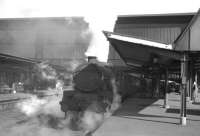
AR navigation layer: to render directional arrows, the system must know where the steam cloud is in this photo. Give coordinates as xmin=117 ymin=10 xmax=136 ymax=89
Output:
xmin=0 ymin=95 xmax=76 ymax=136
xmin=34 ymin=61 xmax=68 ymax=93
xmin=0 ymin=75 xmax=121 ymax=136
xmin=36 ymin=62 xmax=57 ymax=81
xmin=106 ymin=78 xmax=121 ymax=115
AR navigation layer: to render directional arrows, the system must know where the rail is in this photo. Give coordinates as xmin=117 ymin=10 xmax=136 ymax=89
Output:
xmin=0 ymin=92 xmax=61 ymax=112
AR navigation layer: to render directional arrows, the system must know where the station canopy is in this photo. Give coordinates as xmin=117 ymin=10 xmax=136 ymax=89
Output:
xmin=0 ymin=53 xmax=66 ymax=72
xmin=0 ymin=53 xmax=39 ymax=65
xmin=103 ymin=31 xmax=182 ymax=74
xmin=103 ymin=9 xmax=200 ymax=74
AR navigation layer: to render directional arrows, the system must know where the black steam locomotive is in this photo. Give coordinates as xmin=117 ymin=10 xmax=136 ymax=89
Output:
xmin=59 ymin=57 xmax=143 ymax=133
xmin=60 ymin=57 xmax=115 ymax=117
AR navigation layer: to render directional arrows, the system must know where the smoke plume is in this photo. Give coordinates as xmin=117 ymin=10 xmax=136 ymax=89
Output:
xmin=35 ymin=62 xmax=57 ymax=81
xmin=34 ymin=61 xmax=68 ymax=93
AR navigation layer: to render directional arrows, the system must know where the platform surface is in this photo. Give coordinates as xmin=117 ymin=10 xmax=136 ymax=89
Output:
xmin=95 ymin=93 xmax=200 ymax=136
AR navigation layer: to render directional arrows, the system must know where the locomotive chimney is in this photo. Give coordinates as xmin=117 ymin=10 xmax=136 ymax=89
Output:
xmin=87 ymin=56 xmax=97 ymax=63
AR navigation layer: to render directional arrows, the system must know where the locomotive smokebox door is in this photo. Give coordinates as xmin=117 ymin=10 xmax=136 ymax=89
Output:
xmin=73 ymin=64 xmax=103 ymax=92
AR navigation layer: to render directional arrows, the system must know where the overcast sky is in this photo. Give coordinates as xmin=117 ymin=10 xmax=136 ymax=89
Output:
xmin=0 ymin=0 xmax=200 ymax=61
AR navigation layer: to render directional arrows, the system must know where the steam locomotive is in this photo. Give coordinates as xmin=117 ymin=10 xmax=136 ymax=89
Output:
xmin=60 ymin=57 xmax=116 ymax=117
xmin=59 ymin=57 xmax=143 ymax=134
xmin=59 ymin=56 xmax=142 ymax=119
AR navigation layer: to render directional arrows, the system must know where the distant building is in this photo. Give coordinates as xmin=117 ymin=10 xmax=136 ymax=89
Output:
xmin=0 ymin=17 xmax=91 ymax=67
xmin=0 ymin=17 xmax=91 ymax=91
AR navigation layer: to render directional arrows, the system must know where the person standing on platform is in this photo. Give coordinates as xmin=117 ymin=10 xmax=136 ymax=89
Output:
xmin=192 ymin=81 xmax=198 ymax=103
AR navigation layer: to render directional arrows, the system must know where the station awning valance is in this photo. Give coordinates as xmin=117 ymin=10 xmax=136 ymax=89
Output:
xmin=0 ymin=53 xmax=39 ymax=66
xmin=103 ymin=31 xmax=182 ymax=71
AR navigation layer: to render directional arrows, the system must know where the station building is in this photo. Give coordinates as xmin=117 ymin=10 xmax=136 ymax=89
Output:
xmin=107 ymin=10 xmax=200 ymax=96
xmin=0 ymin=53 xmax=38 ymax=89
xmin=107 ymin=12 xmax=195 ymax=97
xmin=105 ymin=9 xmax=200 ymax=125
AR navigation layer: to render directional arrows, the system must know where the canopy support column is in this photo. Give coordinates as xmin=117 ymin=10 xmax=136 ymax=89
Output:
xmin=180 ymin=53 xmax=188 ymax=126
xmin=189 ymin=60 xmax=194 ymax=101
xmin=164 ymin=69 xmax=169 ymax=108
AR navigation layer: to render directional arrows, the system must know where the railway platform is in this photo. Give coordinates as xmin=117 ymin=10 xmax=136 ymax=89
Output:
xmin=95 ymin=93 xmax=200 ymax=136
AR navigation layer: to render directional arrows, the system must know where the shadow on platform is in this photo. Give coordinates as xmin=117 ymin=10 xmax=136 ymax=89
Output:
xmin=115 ymin=115 xmax=178 ymax=125
xmin=166 ymin=108 xmax=200 ymax=116
xmin=113 ymin=98 xmax=180 ymax=125
xmin=192 ymin=102 xmax=200 ymax=105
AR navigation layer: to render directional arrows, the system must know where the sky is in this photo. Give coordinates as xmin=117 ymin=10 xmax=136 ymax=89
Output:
xmin=0 ymin=0 xmax=200 ymax=62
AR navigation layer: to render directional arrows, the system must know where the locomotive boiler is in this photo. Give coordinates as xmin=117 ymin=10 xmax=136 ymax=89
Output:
xmin=60 ymin=56 xmax=115 ymax=117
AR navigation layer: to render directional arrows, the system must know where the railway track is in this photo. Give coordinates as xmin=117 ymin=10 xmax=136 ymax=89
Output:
xmin=0 ymin=92 xmax=62 ymax=112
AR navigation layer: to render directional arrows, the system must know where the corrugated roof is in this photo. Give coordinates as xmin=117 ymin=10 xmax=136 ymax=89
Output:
xmin=118 ymin=12 xmax=196 ymax=18
xmin=116 ymin=12 xmax=195 ymax=24
xmin=173 ymin=9 xmax=200 ymax=48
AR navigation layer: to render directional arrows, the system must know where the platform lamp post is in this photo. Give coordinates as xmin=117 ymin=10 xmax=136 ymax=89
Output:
xmin=180 ymin=52 xmax=188 ymax=126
